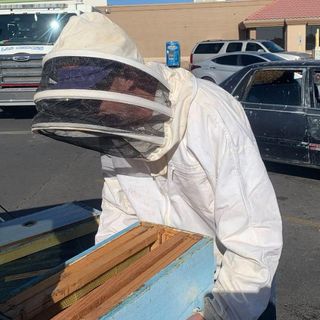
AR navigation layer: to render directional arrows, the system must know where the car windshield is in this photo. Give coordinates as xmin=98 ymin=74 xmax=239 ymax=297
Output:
xmin=260 ymin=53 xmax=284 ymax=61
xmin=261 ymin=41 xmax=284 ymax=53
xmin=220 ymin=66 xmax=252 ymax=93
xmin=0 ymin=13 xmax=74 ymax=46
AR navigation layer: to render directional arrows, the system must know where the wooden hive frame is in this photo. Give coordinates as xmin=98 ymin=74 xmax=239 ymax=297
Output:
xmin=0 ymin=222 xmax=202 ymax=320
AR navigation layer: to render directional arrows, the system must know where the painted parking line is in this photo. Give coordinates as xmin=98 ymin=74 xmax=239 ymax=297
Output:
xmin=0 ymin=131 xmax=31 ymax=135
xmin=283 ymin=215 xmax=320 ymax=229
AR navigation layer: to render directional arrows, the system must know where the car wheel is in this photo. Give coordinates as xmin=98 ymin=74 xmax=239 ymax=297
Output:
xmin=201 ymin=76 xmax=216 ymax=83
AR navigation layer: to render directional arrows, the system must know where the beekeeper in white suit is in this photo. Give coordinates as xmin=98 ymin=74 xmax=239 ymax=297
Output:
xmin=32 ymin=12 xmax=282 ymax=320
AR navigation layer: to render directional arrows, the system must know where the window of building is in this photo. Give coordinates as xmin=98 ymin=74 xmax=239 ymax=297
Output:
xmin=226 ymin=42 xmax=242 ymax=52
xmin=213 ymin=55 xmax=239 ymax=65
xmin=306 ymin=25 xmax=320 ymax=50
xmin=256 ymin=27 xmax=285 ymax=48
xmin=244 ymin=69 xmax=303 ymax=106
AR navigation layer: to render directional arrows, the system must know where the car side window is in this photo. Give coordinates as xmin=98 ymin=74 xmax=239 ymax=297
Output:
xmin=240 ymin=55 xmax=265 ymax=66
xmin=226 ymin=42 xmax=242 ymax=52
xmin=213 ymin=55 xmax=239 ymax=66
xmin=243 ymin=69 xmax=303 ymax=106
xmin=312 ymin=71 xmax=320 ymax=108
xmin=246 ymin=42 xmax=265 ymax=52
xmin=194 ymin=43 xmax=224 ymax=54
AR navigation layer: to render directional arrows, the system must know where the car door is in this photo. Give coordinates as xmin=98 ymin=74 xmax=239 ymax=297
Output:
xmin=211 ymin=54 xmax=242 ymax=83
xmin=306 ymin=68 xmax=320 ymax=166
xmin=239 ymin=67 xmax=310 ymax=165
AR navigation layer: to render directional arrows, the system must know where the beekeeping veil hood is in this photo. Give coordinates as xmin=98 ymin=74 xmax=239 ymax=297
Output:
xmin=32 ymin=12 xmax=196 ymax=162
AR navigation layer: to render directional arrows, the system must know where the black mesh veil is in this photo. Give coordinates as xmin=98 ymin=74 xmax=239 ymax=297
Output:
xmin=37 ymin=56 xmax=170 ymax=106
xmin=32 ymin=56 xmax=171 ymax=158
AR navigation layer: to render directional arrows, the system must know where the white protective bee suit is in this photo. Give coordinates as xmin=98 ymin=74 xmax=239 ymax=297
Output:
xmin=32 ymin=13 xmax=282 ymax=320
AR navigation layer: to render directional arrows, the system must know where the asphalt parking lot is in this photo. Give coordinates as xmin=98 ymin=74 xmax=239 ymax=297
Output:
xmin=0 ymin=106 xmax=319 ymax=320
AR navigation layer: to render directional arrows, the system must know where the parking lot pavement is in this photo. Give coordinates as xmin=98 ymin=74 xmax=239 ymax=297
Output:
xmin=277 ymin=217 xmax=320 ymax=320
xmin=0 ymin=107 xmax=103 ymax=219
xmin=266 ymin=163 xmax=320 ymax=320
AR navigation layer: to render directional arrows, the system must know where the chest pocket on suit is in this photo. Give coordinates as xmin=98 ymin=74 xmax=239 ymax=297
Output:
xmin=168 ymin=162 xmax=214 ymax=215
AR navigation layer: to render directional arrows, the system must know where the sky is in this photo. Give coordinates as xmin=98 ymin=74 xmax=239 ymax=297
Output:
xmin=108 ymin=0 xmax=193 ymax=5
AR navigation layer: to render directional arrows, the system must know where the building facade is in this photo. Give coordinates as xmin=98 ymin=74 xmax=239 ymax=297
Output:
xmin=100 ymin=0 xmax=320 ymax=67
xmin=243 ymin=0 xmax=320 ymax=54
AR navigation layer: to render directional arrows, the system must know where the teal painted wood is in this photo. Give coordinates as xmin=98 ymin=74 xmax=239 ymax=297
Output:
xmin=1 ymin=219 xmax=214 ymax=320
xmin=100 ymin=237 xmax=215 ymax=320
xmin=0 ymin=221 xmax=139 ymax=302
xmin=0 ymin=203 xmax=101 ymax=302
xmin=0 ymin=202 xmax=100 ymax=247
xmin=0 ymin=233 xmax=95 ymax=303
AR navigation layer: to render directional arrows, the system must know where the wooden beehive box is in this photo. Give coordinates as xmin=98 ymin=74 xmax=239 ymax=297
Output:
xmin=0 ymin=219 xmax=215 ymax=320
xmin=0 ymin=203 xmax=100 ymax=307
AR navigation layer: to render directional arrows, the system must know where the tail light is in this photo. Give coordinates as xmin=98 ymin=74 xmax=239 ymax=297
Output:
xmin=190 ymin=65 xmax=201 ymax=71
xmin=190 ymin=53 xmax=193 ymax=64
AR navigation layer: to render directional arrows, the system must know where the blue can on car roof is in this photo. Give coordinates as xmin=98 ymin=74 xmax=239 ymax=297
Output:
xmin=166 ymin=41 xmax=180 ymax=68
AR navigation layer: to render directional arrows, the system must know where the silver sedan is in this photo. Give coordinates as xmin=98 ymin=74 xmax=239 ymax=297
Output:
xmin=190 ymin=51 xmax=284 ymax=84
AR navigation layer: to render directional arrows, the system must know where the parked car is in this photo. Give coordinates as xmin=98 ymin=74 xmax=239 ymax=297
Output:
xmin=190 ymin=51 xmax=284 ymax=84
xmin=220 ymin=60 xmax=320 ymax=168
xmin=190 ymin=39 xmax=312 ymax=65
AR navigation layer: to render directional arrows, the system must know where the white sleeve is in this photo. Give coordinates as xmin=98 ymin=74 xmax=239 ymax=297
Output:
xmin=189 ymin=91 xmax=283 ymax=319
xmin=95 ymin=155 xmax=139 ymax=244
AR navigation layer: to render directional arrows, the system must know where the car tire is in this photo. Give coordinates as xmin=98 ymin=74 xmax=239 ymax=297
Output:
xmin=202 ymin=76 xmax=216 ymax=83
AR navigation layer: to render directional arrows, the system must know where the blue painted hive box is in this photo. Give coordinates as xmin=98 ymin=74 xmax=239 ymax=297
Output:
xmin=0 ymin=203 xmax=100 ymax=307
xmin=1 ymin=220 xmax=215 ymax=320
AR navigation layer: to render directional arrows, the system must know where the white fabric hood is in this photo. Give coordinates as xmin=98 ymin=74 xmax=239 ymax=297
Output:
xmin=43 ymin=12 xmax=168 ymax=88
xmin=146 ymin=62 xmax=197 ymax=162
xmin=32 ymin=12 xmax=197 ymax=162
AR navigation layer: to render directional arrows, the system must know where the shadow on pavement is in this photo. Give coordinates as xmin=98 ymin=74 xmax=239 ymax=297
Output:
xmin=2 ymin=199 xmax=102 ymax=221
xmin=0 ymin=106 xmax=37 ymax=119
xmin=265 ymin=161 xmax=320 ymax=180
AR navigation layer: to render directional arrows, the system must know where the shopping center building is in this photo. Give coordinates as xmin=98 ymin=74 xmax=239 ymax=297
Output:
xmin=101 ymin=0 xmax=320 ymax=66
xmin=243 ymin=0 xmax=320 ymax=54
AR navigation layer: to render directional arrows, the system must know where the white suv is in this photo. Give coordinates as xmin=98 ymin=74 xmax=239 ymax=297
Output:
xmin=190 ymin=39 xmax=311 ymax=66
